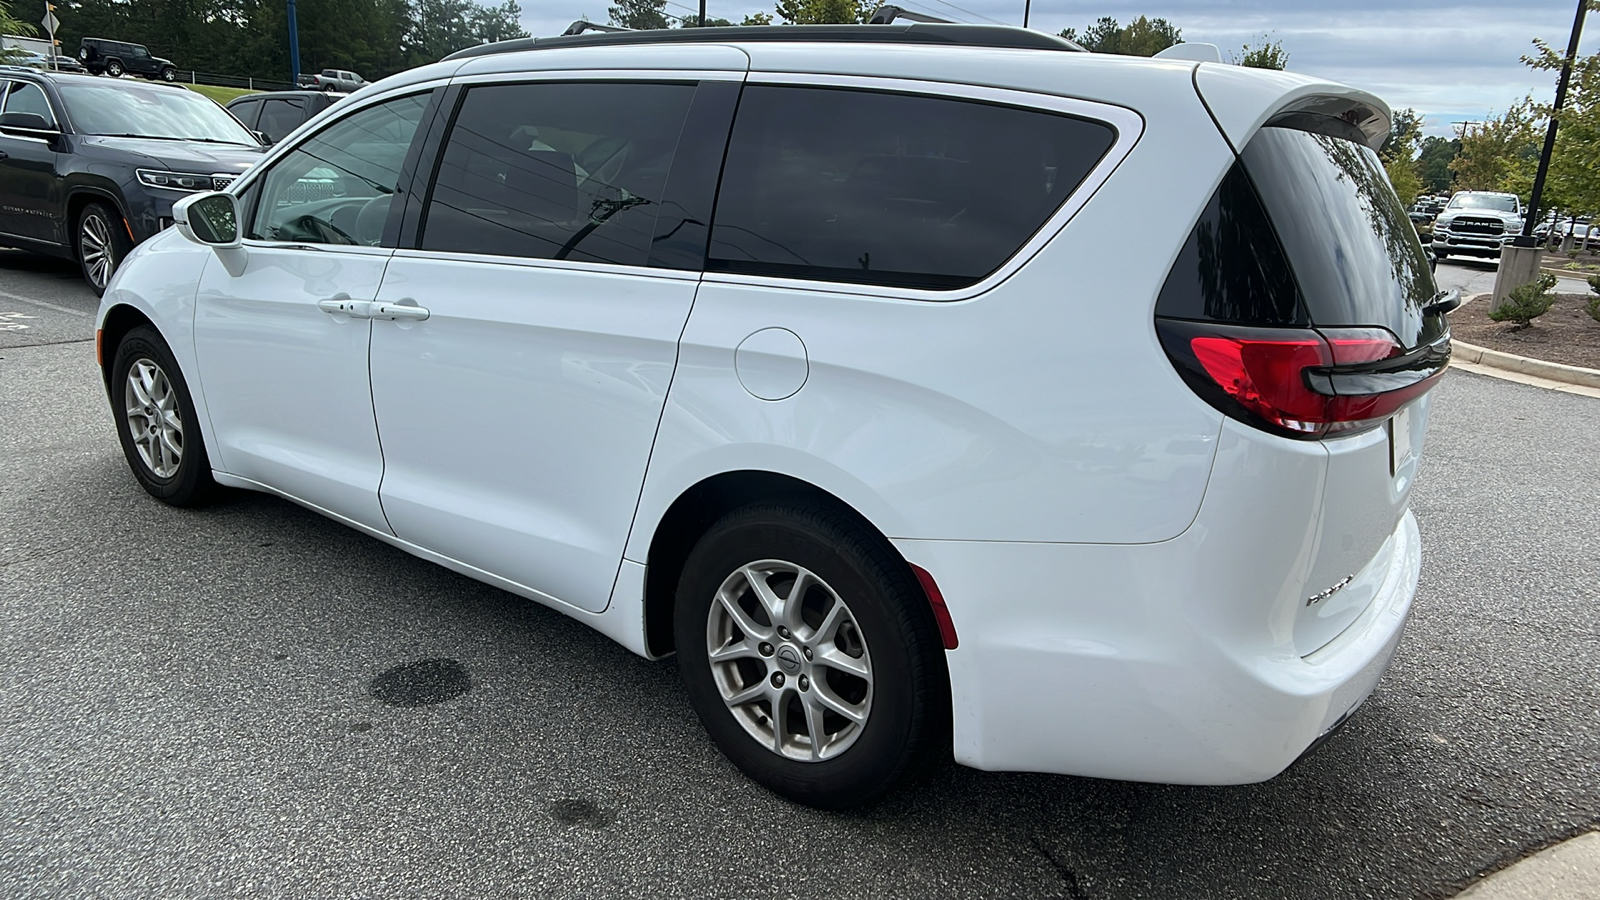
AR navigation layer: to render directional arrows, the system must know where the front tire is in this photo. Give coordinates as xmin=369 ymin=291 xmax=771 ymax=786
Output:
xmin=675 ymin=504 xmax=947 ymax=809
xmin=77 ymin=202 xmax=131 ymax=297
xmin=110 ymin=326 xmax=216 ymax=506
xmin=106 ymin=59 xmax=123 ymax=77
xmin=161 ymin=66 xmax=176 ymax=82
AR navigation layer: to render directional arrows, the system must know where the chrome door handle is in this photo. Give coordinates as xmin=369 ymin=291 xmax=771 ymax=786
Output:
xmin=369 ymin=299 xmax=430 ymax=321
xmin=317 ymin=295 xmax=370 ymax=317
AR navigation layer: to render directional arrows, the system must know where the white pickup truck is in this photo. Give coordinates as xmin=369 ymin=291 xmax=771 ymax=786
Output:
xmin=296 ymin=68 xmax=368 ymax=93
xmin=1431 ymin=191 xmax=1525 ymax=260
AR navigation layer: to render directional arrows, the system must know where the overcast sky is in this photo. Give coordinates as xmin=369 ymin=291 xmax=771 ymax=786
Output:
xmin=514 ymin=0 xmax=1597 ymax=139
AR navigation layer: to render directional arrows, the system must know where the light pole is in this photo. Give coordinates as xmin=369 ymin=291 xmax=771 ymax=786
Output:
xmin=1492 ymin=0 xmax=1589 ymax=309
xmin=1516 ymin=0 xmax=1590 ymax=247
xmin=1023 ymin=0 xmax=1030 ymax=29
xmin=287 ymin=0 xmax=301 ymax=86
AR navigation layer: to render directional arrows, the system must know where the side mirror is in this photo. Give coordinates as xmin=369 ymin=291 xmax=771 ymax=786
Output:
xmin=173 ymin=191 xmax=241 ymax=249
xmin=253 ymin=130 xmax=274 ymax=145
xmin=0 ymin=112 xmax=59 ymax=136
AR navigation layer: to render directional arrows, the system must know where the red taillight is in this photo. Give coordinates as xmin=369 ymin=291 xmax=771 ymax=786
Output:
xmin=1159 ymin=320 xmax=1444 ymax=440
xmin=1191 ymin=335 xmax=1331 ymax=435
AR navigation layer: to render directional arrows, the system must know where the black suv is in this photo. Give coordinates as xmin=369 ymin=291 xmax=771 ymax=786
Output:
xmin=0 ymin=70 xmax=262 ymax=293
xmin=78 ymin=38 xmax=178 ymax=82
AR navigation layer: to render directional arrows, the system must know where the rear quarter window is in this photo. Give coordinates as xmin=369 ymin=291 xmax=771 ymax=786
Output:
xmin=707 ymin=85 xmax=1117 ymax=290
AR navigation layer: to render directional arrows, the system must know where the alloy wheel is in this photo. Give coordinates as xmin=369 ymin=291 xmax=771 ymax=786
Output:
xmin=80 ymin=212 xmax=114 ymax=291
xmin=705 ymin=559 xmax=874 ymax=762
xmin=123 ymin=358 xmax=183 ymax=478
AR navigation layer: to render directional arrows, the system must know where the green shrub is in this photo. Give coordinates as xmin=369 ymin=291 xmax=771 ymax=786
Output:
xmin=1588 ymin=274 xmax=1600 ymax=323
xmin=1489 ymin=273 xmax=1557 ymax=329
xmin=1590 ymin=273 xmax=1600 ymax=295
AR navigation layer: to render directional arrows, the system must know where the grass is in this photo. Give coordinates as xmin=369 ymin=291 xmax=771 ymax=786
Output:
xmin=182 ymin=83 xmax=258 ymax=105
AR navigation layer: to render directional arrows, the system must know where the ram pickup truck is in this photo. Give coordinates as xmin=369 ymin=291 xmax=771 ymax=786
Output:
xmin=295 ymin=68 xmax=368 ymax=93
xmin=1431 ymin=191 xmax=1524 ymax=260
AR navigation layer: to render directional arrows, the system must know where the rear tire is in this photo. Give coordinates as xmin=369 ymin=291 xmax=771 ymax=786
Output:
xmin=675 ymin=503 xmax=947 ymax=809
xmin=110 ymin=326 xmax=216 ymax=507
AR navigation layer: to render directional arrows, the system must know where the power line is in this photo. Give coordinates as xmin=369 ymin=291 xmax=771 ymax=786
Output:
xmin=923 ymin=0 xmax=1006 ymax=26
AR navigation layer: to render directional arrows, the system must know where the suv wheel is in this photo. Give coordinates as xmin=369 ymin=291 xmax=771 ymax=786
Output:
xmin=110 ymin=325 xmax=216 ymax=506
xmin=105 ymin=59 xmax=123 ymax=77
xmin=77 ymin=202 xmax=131 ymax=297
xmin=161 ymin=66 xmax=176 ymax=82
xmin=324 ymin=83 xmax=337 ymax=93
xmin=674 ymin=503 xmax=947 ymax=809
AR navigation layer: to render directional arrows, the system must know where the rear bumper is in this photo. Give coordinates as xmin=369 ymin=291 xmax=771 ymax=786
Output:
xmin=894 ymin=510 xmax=1419 ymax=785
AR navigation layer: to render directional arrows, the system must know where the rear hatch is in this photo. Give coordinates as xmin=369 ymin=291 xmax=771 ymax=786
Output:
xmin=1154 ymin=118 xmax=1450 ymax=654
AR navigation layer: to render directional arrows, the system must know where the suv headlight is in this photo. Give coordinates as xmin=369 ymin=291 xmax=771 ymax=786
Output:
xmin=136 ymin=169 xmax=218 ymax=193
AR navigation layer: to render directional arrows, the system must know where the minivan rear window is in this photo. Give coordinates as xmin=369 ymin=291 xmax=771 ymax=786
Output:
xmin=1241 ymin=127 xmax=1435 ymax=348
xmin=1157 ymin=127 xmax=1437 ymax=349
xmin=707 ymin=86 xmax=1116 ymax=290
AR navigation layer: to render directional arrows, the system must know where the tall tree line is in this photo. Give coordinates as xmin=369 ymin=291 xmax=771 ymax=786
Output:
xmin=46 ymin=0 xmax=526 ymax=82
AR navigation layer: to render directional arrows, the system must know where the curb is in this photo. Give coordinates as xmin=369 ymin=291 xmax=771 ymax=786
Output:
xmin=1540 ymin=266 xmax=1599 ymax=281
xmin=1454 ymin=832 xmax=1600 ymax=899
xmin=1451 ymin=292 xmax=1600 ymax=391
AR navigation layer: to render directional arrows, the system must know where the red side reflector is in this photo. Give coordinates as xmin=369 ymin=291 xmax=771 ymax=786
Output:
xmin=95 ymin=329 xmax=103 ymax=366
xmin=909 ymin=563 xmax=958 ymax=650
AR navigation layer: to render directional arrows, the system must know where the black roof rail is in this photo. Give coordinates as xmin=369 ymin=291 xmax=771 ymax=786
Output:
xmin=561 ymin=20 xmax=631 ymax=36
xmin=866 ymin=5 xmax=952 ymax=25
xmin=443 ymin=23 xmax=1083 ymax=62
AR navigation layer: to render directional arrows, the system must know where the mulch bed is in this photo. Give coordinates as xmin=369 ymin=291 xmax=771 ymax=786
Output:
xmin=1450 ymin=291 xmax=1600 ymax=371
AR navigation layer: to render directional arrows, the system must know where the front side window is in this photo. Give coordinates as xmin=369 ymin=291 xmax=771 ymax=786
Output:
xmin=418 ymin=81 xmax=696 ymax=266
xmin=3 ymin=83 xmax=56 ymax=125
xmin=708 ymin=85 xmax=1117 ymax=290
xmin=247 ymin=93 xmax=429 ymax=246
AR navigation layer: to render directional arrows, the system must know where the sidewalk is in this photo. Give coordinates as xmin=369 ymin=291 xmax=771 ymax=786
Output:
xmin=1455 ymin=832 xmax=1600 ymax=899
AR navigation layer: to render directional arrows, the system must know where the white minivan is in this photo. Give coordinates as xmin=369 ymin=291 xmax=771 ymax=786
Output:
xmin=95 ymin=22 xmax=1451 ymax=808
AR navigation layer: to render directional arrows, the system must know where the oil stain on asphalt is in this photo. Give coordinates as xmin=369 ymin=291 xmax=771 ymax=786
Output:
xmin=550 ymin=798 xmax=613 ymax=828
xmin=369 ymin=658 xmax=472 ymax=707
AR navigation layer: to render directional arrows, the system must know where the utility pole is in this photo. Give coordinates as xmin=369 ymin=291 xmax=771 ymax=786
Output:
xmin=1023 ymin=0 xmax=1030 ymax=29
xmin=287 ymin=0 xmax=301 ymax=86
xmin=698 ymin=0 xmax=705 ymax=27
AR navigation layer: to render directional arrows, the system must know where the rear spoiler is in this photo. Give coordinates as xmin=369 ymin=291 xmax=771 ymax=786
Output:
xmin=1193 ymin=63 xmax=1391 ymax=152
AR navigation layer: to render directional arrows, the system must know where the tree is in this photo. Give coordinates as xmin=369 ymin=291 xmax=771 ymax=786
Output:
xmin=681 ymin=16 xmax=733 ymax=26
xmin=1379 ymin=108 xmax=1424 ymax=208
xmin=1523 ymin=36 xmax=1600 ymax=221
xmin=741 ymin=11 xmax=771 ymax=24
xmin=1060 ymin=16 xmax=1180 ymax=56
xmin=1417 ymin=136 xmax=1460 ymax=194
xmin=1235 ymin=34 xmax=1288 ymax=70
xmin=1448 ymin=101 xmax=1540 ymax=195
xmin=773 ymin=0 xmax=872 ymax=25
xmin=0 ymin=0 xmax=36 ymax=60
xmin=609 ymin=0 xmax=668 ymax=29
xmin=470 ymin=0 xmax=529 ymax=43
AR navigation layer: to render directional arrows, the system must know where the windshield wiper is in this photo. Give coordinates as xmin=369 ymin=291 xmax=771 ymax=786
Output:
xmin=92 ymin=133 xmax=254 ymax=146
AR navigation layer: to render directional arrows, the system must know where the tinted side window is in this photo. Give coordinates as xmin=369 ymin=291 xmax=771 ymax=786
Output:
xmin=228 ymin=99 xmax=262 ymax=130
xmin=248 ymin=93 xmax=429 ymax=246
xmin=1153 ymin=163 xmax=1305 ymax=326
xmin=258 ymin=98 xmax=305 ymax=142
xmin=708 ymin=85 xmax=1116 ymax=290
xmin=3 ymin=83 xmax=55 ymax=125
xmin=419 ymin=81 xmax=696 ymax=266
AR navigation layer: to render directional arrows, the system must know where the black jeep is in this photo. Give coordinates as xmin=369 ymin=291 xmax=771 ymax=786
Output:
xmin=78 ymin=38 xmax=178 ymax=82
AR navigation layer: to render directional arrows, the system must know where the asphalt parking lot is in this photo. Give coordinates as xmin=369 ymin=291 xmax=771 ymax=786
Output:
xmin=2 ymin=250 xmax=1597 ymax=899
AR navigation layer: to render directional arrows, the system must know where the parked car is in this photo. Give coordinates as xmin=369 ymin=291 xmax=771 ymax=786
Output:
xmin=1431 ymin=190 xmax=1524 ymax=260
xmin=0 ymin=69 xmax=262 ymax=293
xmin=226 ymin=89 xmax=341 ymax=144
xmin=96 ymin=23 xmax=1447 ymax=809
xmin=46 ymin=54 xmax=85 ymax=73
xmin=78 ymin=37 xmax=178 ymax=81
xmin=296 ymin=68 xmax=367 ymax=93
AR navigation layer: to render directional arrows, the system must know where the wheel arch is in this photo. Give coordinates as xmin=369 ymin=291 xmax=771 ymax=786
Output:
xmin=98 ymin=303 xmax=156 ymax=390
xmin=66 ymin=187 xmax=132 ymax=252
xmin=641 ymin=469 xmax=925 ymax=659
